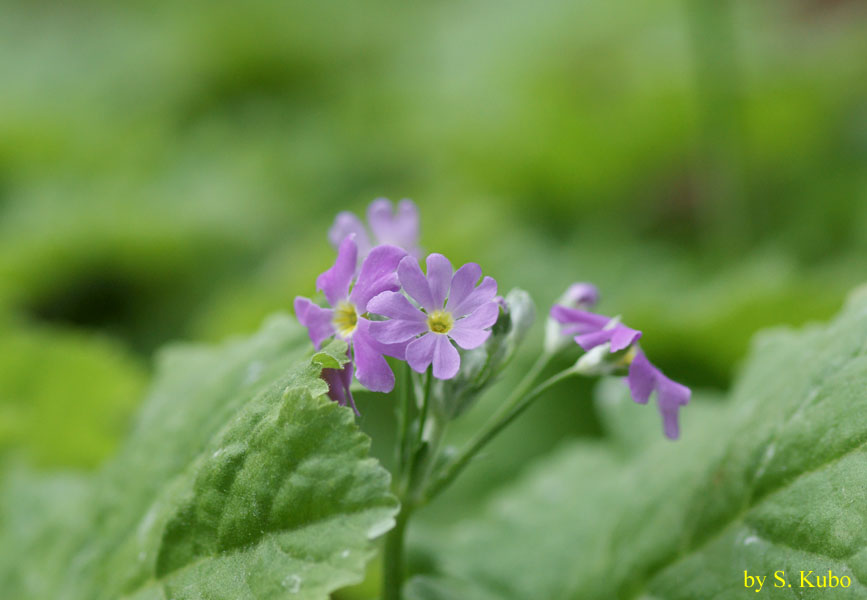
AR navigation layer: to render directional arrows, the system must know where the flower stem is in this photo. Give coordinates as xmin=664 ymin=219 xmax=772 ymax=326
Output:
xmin=415 ymin=369 xmax=433 ymax=446
xmin=395 ymin=362 xmax=413 ymax=486
xmin=423 ymin=353 xmax=574 ymax=503
xmin=382 ymin=505 xmax=411 ymax=600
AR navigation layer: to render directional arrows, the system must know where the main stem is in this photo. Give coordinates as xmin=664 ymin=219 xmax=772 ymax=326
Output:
xmin=383 ymin=367 xmax=433 ymax=600
xmin=382 ymin=506 xmax=411 ymax=600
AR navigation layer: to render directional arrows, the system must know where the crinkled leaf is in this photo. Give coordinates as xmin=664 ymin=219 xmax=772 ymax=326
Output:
xmin=0 ymin=315 xmax=397 ymax=600
xmin=417 ymin=286 xmax=867 ymax=599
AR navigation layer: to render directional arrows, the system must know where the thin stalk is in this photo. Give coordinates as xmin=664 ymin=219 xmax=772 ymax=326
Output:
xmin=395 ymin=362 xmax=413 ymax=486
xmin=423 ymin=357 xmax=576 ymax=503
xmin=415 ymin=369 xmax=433 ymax=446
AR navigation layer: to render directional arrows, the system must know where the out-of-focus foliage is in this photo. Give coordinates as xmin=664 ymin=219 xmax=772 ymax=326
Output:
xmin=0 ymin=0 xmax=864 ymax=596
xmin=410 ymin=286 xmax=867 ymax=600
xmin=0 ymin=324 xmax=145 ymax=467
xmin=0 ymin=318 xmax=397 ymax=600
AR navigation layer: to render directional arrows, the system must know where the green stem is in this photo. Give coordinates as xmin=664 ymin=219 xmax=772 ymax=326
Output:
xmin=423 ymin=356 xmax=575 ymax=503
xmin=395 ymin=362 xmax=412 ymax=487
xmin=382 ymin=505 xmax=411 ymax=600
xmin=415 ymin=369 xmax=433 ymax=446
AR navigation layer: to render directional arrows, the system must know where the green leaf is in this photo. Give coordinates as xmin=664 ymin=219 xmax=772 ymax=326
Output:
xmin=416 ymin=285 xmax=867 ymax=599
xmin=0 ymin=315 xmax=397 ymax=600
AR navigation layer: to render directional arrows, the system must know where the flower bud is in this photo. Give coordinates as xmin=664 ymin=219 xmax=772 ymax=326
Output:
xmin=432 ymin=289 xmax=536 ymax=418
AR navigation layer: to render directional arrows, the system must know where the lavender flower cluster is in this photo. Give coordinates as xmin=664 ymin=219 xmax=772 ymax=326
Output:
xmin=295 ymin=199 xmax=690 ymax=439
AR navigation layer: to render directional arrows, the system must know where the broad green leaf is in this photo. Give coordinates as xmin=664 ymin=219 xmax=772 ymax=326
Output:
xmin=0 ymin=315 xmax=397 ymax=600
xmin=414 ymin=285 xmax=867 ymax=599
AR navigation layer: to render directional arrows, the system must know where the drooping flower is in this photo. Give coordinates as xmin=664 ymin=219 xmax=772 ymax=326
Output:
xmin=294 ymin=235 xmax=408 ymax=395
xmin=367 ymin=254 xmax=499 ymax=380
xmin=544 ymin=282 xmax=600 ymax=353
xmin=329 ymin=198 xmax=421 ymax=260
xmin=626 ymin=350 xmax=690 ymax=439
xmin=550 ymin=305 xmax=690 ymax=440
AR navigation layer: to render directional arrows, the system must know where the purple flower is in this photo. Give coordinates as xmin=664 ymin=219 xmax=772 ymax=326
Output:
xmin=321 ymin=362 xmax=356 ymax=414
xmin=294 ymin=236 xmax=408 ymax=393
xmin=550 ymin=306 xmax=642 ymax=350
xmin=550 ymin=305 xmax=690 ymax=440
xmin=367 ymin=254 xmax=499 ymax=380
xmin=329 ymin=198 xmax=421 ymax=260
xmin=626 ymin=350 xmax=690 ymax=439
xmin=563 ymin=283 xmax=599 ymax=308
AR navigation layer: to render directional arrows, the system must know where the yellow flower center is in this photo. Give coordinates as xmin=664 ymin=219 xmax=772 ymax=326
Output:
xmin=427 ymin=310 xmax=454 ymax=334
xmin=333 ymin=301 xmax=359 ymax=338
xmin=615 ymin=344 xmax=639 ymax=367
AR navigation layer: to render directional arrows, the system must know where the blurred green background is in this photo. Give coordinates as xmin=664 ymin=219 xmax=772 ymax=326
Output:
xmin=0 ymin=0 xmax=865 ymax=587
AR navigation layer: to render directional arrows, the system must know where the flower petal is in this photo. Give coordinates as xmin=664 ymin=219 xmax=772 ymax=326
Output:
xmin=448 ymin=276 xmax=497 ymax=318
xmin=352 ymin=327 xmax=396 ymax=393
xmin=398 ymin=256 xmax=436 ymax=311
xmin=432 ymin=335 xmax=460 ymax=380
xmin=627 ymin=350 xmax=657 ymax=405
xmin=349 ymin=244 xmax=407 ymax=310
xmin=608 ymin=324 xmax=642 ymax=352
xmin=405 ymin=332 xmax=436 ymax=373
xmin=575 ymin=323 xmax=641 ymax=352
xmin=564 ymin=283 xmax=599 ymax=308
xmin=316 ymin=236 xmax=358 ymax=306
xmin=368 ymin=318 xmax=428 ymax=344
xmin=549 ymin=306 xmax=609 ymax=329
xmin=321 ymin=362 xmax=357 ymax=414
xmin=426 ymin=253 xmax=453 ymax=308
xmin=656 ymin=372 xmax=691 ymax=440
xmin=329 ymin=212 xmax=372 ymax=259
xmin=367 ymin=198 xmax=420 ymax=252
xmin=454 ymin=301 xmax=499 ymax=331
xmin=447 ymin=327 xmax=490 ymax=350
xmin=367 ymin=291 xmax=427 ymax=321
xmin=294 ymin=297 xmax=334 ymax=349
xmin=445 ymin=262 xmax=481 ymax=312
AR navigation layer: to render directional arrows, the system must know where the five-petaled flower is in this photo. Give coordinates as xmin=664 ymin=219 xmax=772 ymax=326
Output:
xmin=329 ymin=198 xmax=421 ymax=261
xmin=368 ymin=254 xmax=499 ymax=380
xmin=550 ymin=304 xmax=690 ymax=439
xmin=294 ymin=235 xmax=409 ymax=398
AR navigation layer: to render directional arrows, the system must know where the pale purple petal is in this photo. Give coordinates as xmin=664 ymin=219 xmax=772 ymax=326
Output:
xmin=445 ymin=262 xmax=482 ymax=312
xmin=367 ymin=291 xmax=427 ymax=322
xmin=405 ymin=332 xmax=436 ymax=373
xmin=426 ymin=254 xmax=453 ymax=308
xmin=448 ymin=276 xmax=497 ymax=318
xmin=549 ymin=306 xmax=609 ymax=330
xmin=575 ymin=324 xmax=641 ymax=352
xmin=349 ymin=244 xmax=407 ymax=310
xmin=321 ymin=362 xmax=357 ymax=414
xmin=398 ymin=256 xmax=436 ymax=311
xmin=447 ymin=327 xmax=490 ymax=350
xmin=453 ymin=301 xmax=499 ymax=331
xmin=351 ymin=326 xmax=396 ymax=393
xmin=329 ymin=212 xmax=372 ymax=258
xmin=609 ymin=324 xmax=643 ymax=352
xmin=367 ymin=198 xmax=420 ymax=252
xmin=565 ymin=283 xmax=599 ymax=308
xmin=432 ymin=335 xmax=460 ymax=380
xmin=656 ymin=373 xmax=690 ymax=440
xmin=358 ymin=318 xmax=410 ymax=361
xmin=316 ymin=236 xmax=357 ymax=306
xmin=368 ymin=318 xmax=428 ymax=344
xmin=627 ymin=351 xmax=657 ymax=405
xmin=294 ymin=297 xmax=335 ymax=349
